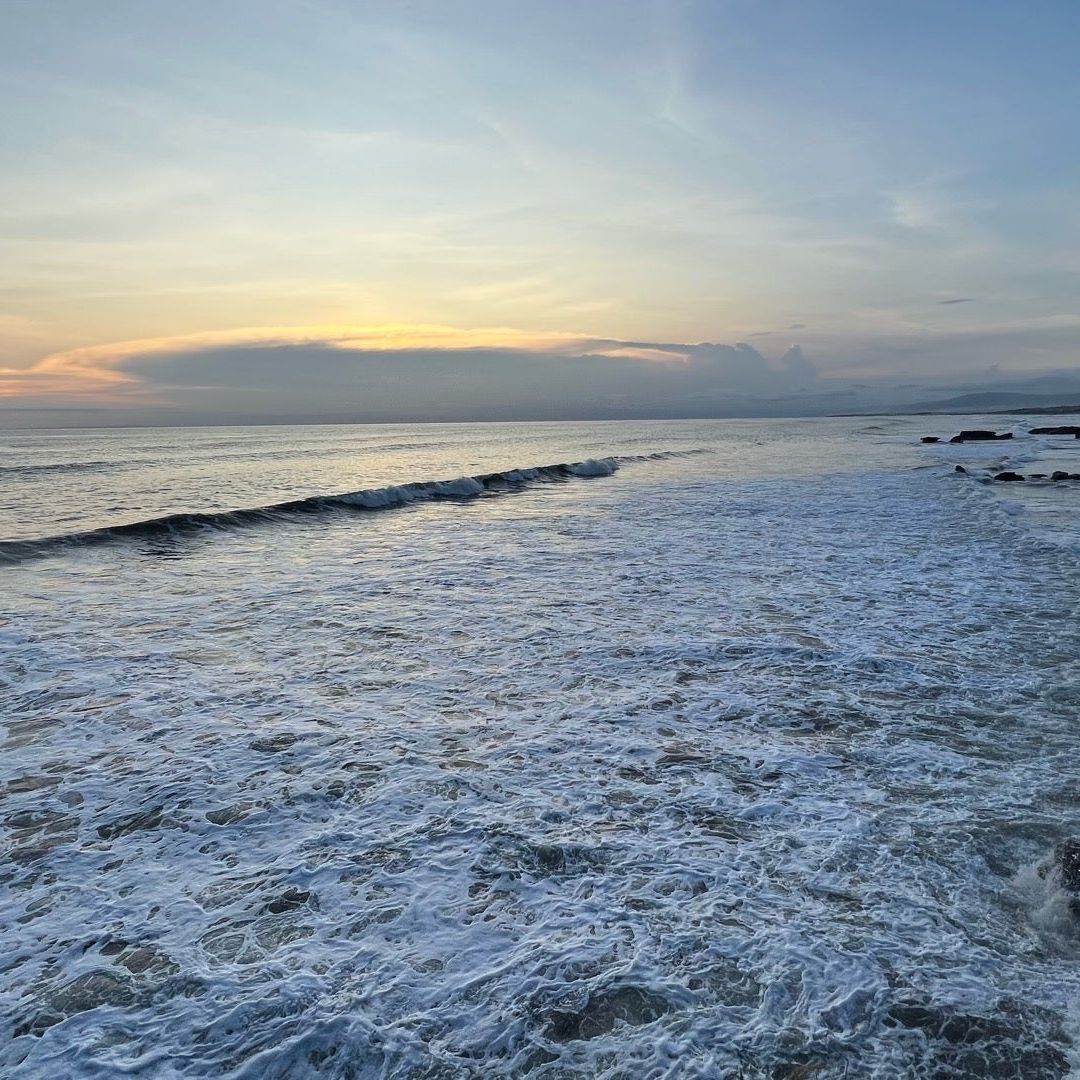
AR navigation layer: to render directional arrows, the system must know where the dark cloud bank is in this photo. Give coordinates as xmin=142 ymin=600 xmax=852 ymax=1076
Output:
xmin=113 ymin=340 xmax=825 ymax=423
xmin=6 ymin=330 xmax=1080 ymax=427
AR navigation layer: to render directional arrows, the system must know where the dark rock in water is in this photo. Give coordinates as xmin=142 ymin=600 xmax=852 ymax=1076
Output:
xmin=56 ymin=970 xmax=137 ymax=1012
xmin=1030 ymin=474 xmax=1047 ymax=479
xmin=994 ymin=472 xmax=1025 ymax=482
xmin=97 ymin=806 xmax=165 ymax=840
xmin=954 ymin=465 xmax=967 ymax=474
xmin=885 ymin=998 xmax=1071 ymax=1079
xmin=205 ymin=803 xmax=253 ymax=826
xmin=921 ymin=436 xmax=941 ymax=443
xmin=544 ymin=986 xmax=671 ymax=1042
xmin=1030 ymin=425 xmax=1080 ymax=436
xmin=1037 ymin=841 xmax=1080 ymax=917
xmin=250 ymin=733 xmax=298 ymax=753
xmin=949 ymin=430 xmax=1014 ymax=443
xmin=1051 ymin=471 xmax=1071 ymax=482
xmin=1057 ymin=840 xmax=1080 ymax=893
xmin=771 ymin=1058 xmax=827 ymax=1079
xmin=15 ymin=971 xmax=141 ymax=1037
xmin=264 ymin=887 xmax=315 ymax=914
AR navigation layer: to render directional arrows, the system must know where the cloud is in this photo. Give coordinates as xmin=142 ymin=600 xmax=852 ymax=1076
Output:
xmin=938 ymin=297 xmax=976 ymax=305
xmin=0 ymin=325 xmax=581 ymax=404
xmin=1 ymin=324 xmax=824 ymax=421
xmin=825 ymin=316 xmax=1080 ymax=383
xmin=5 ymin=317 xmax=1079 ymax=424
xmin=780 ymin=345 xmax=817 ymax=382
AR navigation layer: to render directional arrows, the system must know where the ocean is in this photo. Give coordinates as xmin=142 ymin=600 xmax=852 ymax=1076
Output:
xmin=2 ymin=415 xmax=1079 ymax=1078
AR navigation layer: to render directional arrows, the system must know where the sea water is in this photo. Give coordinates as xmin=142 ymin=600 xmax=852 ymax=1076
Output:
xmin=2 ymin=416 xmax=1079 ymax=1078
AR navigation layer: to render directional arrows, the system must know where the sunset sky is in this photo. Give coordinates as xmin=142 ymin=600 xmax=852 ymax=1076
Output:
xmin=2 ymin=0 xmax=1078 ymax=422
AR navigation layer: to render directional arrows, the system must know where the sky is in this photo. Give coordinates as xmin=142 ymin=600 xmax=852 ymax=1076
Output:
xmin=1 ymin=0 xmax=1078 ymax=424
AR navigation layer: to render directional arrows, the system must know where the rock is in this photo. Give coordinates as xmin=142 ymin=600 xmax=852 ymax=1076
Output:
xmin=96 ymin=806 xmax=165 ymax=840
xmin=249 ymin=733 xmax=297 ymax=753
xmin=205 ymin=803 xmax=253 ymax=825
xmin=264 ymin=887 xmax=314 ymax=914
xmin=884 ymin=998 xmax=1071 ymax=1078
xmin=544 ymin=987 xmax=672 ymax=1042
xmin=1030 ymin=474 xmax=1047 ymax=479
xmin=1057 ymin=840 xmax=1080 ymax=893
xmin=15 ymin=970 xmax=141 ymax=1038
xmin=56 ymin=971 xmax=137 ymax=1012
xmin=920 ymin=436 xmax=941 ymax=443
xmin=994 ymin=471 xmax=1025 ymax=482
xmin=1051 ymin=471 xmax=1071 ymax=482
xmin=949 ymin=430 xmax=1014 ymax=443
xmin=954 ymin=465 xmax=967 ymax=474
xmin=1039 ymin=841 xmax=1080 ymax=918
xmin=1030 ymin=426 xmax=1080 ymax=436
xmin=114 ymin=945 xmax=179 ymax=976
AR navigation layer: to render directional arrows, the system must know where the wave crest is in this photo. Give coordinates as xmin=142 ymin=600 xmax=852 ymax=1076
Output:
xmin=0 ymin=457 xmax=623 ymax=564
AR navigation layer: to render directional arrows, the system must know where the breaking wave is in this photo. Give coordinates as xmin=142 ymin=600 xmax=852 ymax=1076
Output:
xmin=0 ymin=457 xmax=627 ymax=565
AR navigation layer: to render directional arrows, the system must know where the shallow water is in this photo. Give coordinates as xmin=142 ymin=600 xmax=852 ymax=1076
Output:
xmin=2 ymin=416 xmax=1079 ymax=1078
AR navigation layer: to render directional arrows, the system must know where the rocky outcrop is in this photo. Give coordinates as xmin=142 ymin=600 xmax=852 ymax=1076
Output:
xmin=1038 ymin=840 xmax=1080 ymax=918
xmin=1030 ymin=426 xmax=1080 ymax=436
xmin=994 ymin=472 xmax=1025 ymax=482
xmin=1058 ymin=840 xmax=1080 ymax=893
xmin=949 ymin=430 xmax=1014 ymax=443
xmin=921 ymin=436 xmax=941 ymax=443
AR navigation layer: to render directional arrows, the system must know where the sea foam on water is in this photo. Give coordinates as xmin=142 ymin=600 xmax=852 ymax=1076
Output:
xmin=2 ymin=417 xmax=1079 ymax=1077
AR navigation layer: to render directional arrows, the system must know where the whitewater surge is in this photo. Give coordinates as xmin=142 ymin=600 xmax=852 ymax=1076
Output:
xmin=3 ymin=418 xmax=1080 ymax=1078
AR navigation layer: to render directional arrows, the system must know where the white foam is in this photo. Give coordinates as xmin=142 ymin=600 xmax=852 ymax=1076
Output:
xmin=3 ymin=424 xmax=1079 ymax=1077
xmin=566 ymin=458 xmax=618 ymax=477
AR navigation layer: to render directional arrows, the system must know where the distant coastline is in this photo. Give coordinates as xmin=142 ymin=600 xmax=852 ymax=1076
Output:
xmin=985 ymin=403 xmax=1080 ymax=415
xmin=834 ymin=403 xmax=1080 ymax=418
